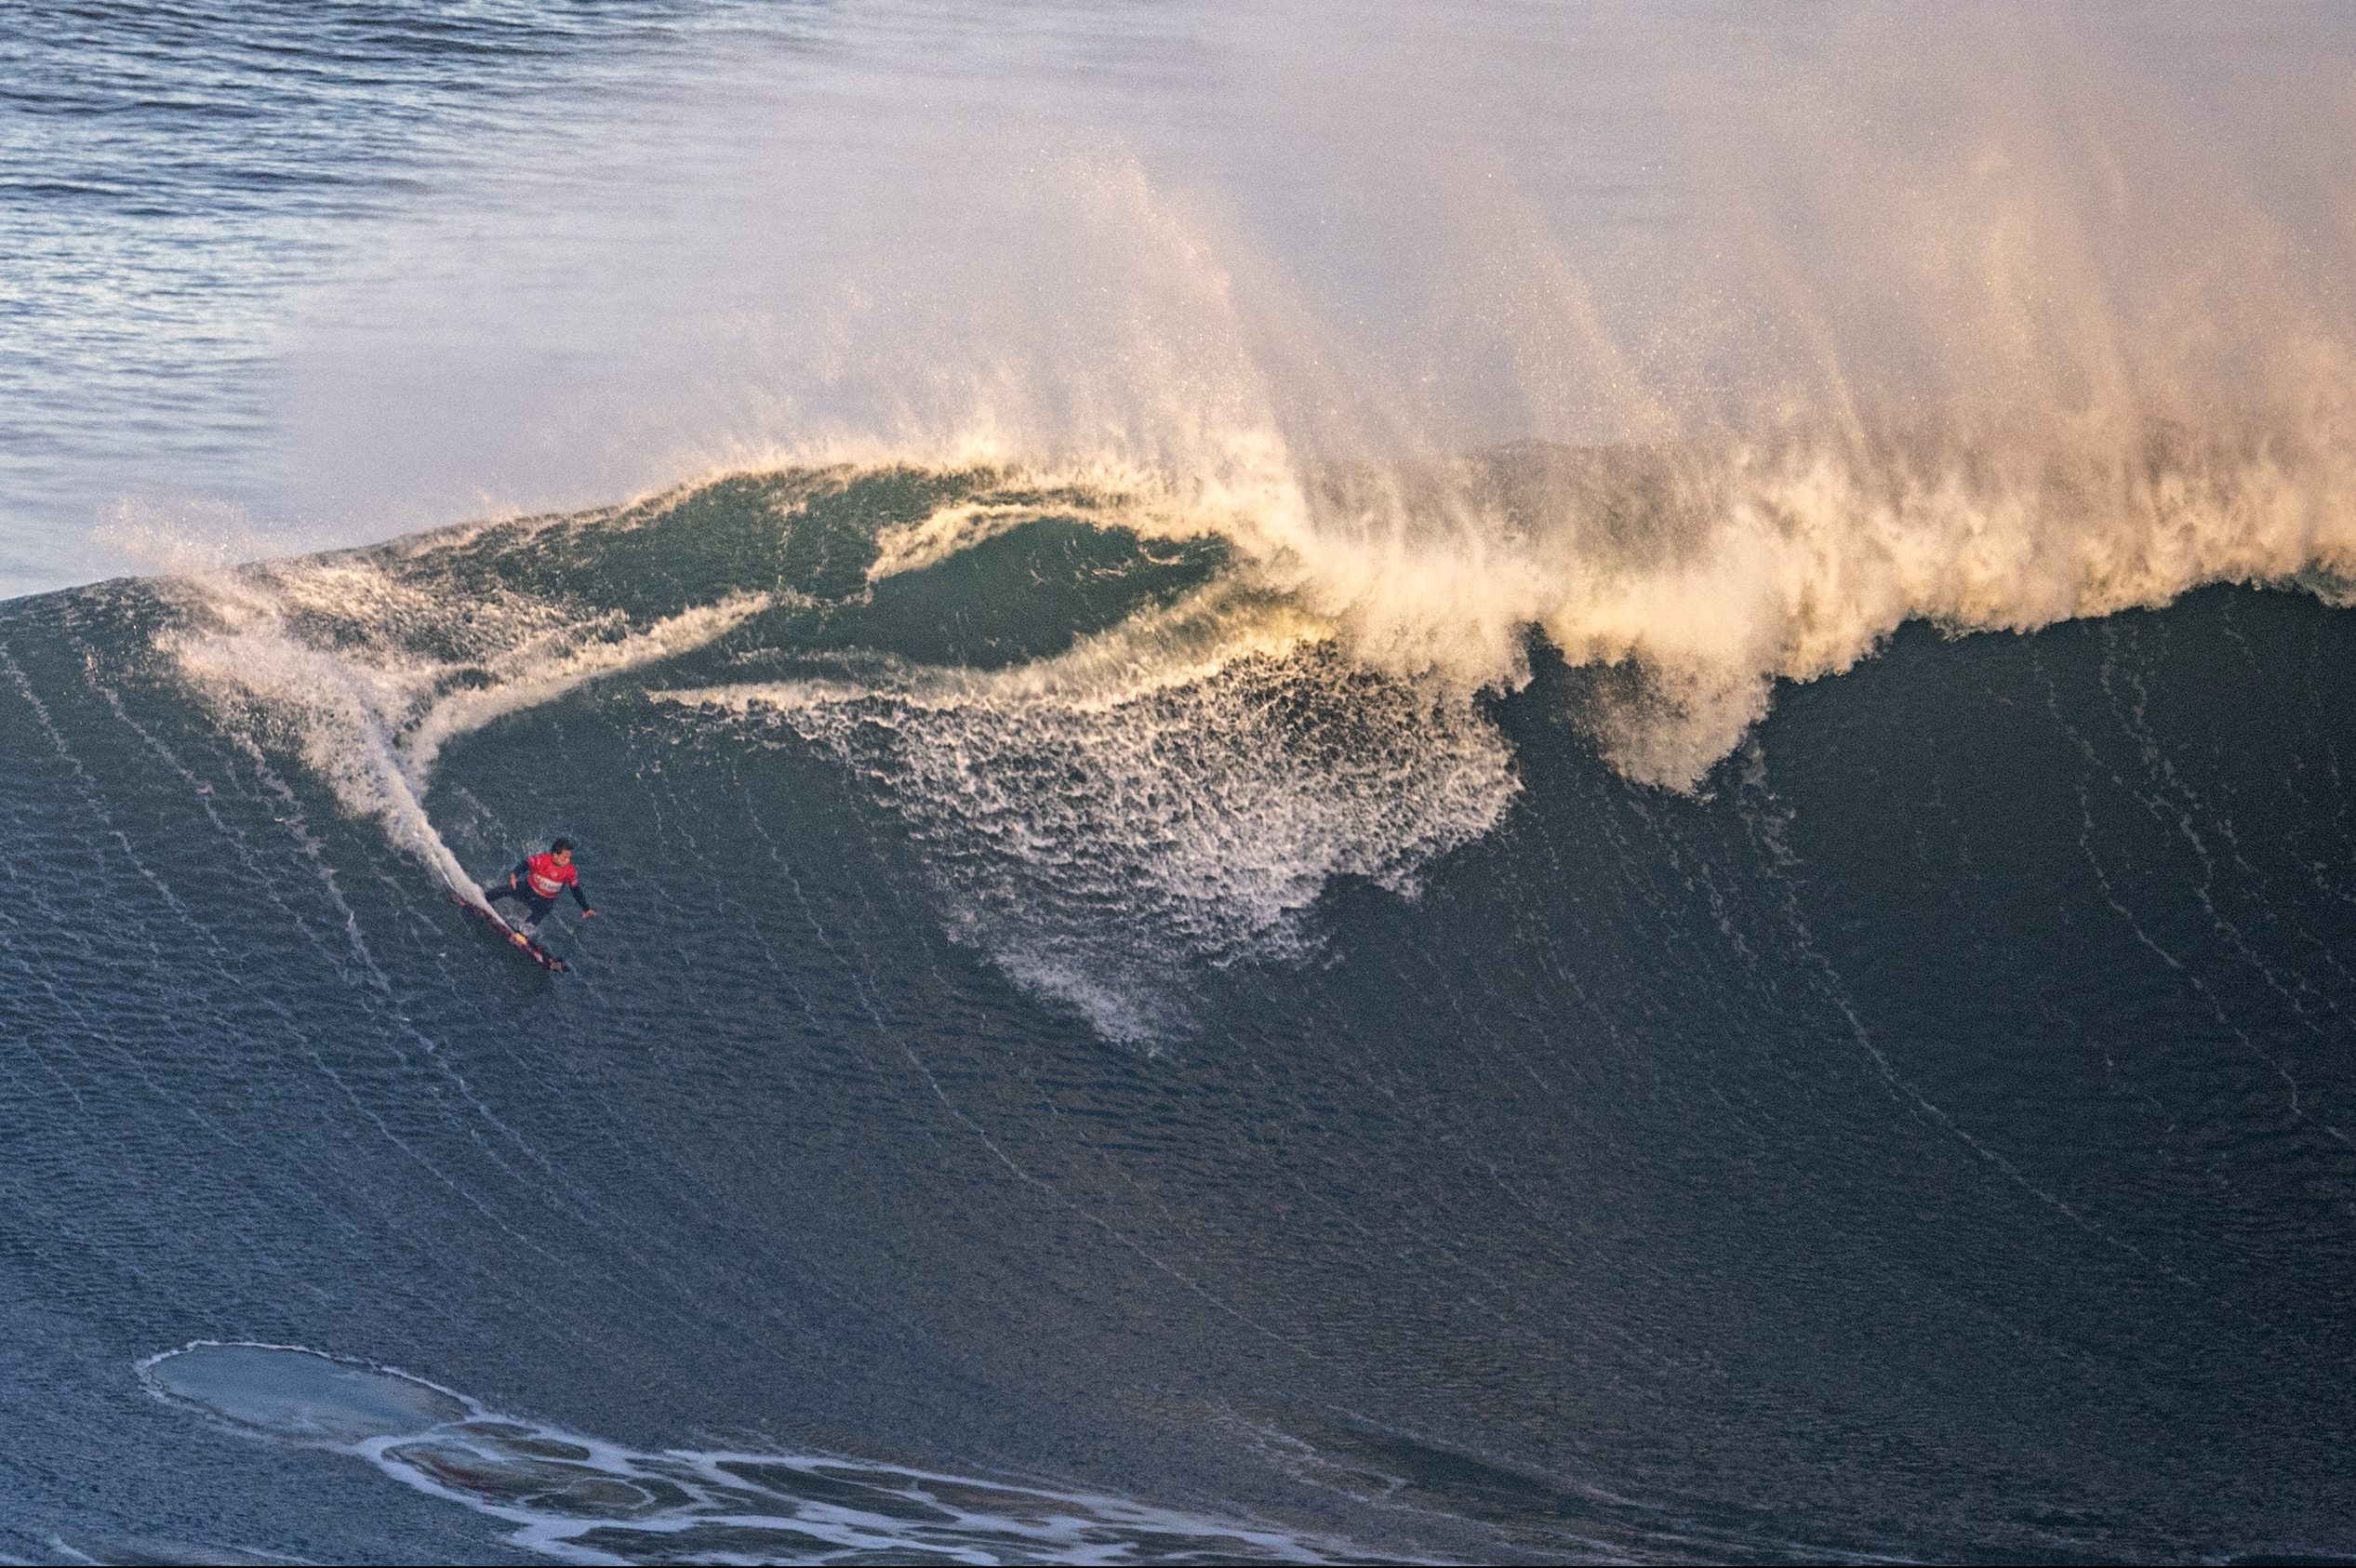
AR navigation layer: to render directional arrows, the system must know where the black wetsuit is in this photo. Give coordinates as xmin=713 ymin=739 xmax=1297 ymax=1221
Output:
xmin=486 ymin=857 xmax=590 ymax=929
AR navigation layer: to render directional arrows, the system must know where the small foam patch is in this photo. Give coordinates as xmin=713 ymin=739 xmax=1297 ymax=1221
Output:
xmin=140 ymin=1343 xmax=465 ymax=1445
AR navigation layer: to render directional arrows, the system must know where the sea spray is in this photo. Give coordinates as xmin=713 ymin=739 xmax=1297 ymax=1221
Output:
xmin=660 ymin=582 xmax=1519 ymax=1039
xmin=160 ymin=542 xmax=775 ymax=904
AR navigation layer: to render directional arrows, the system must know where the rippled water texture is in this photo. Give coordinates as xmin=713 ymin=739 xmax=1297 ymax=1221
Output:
xmin=0 ymin=0 xmax=794 ymax=588
xmin=7 ymin=5 xmax=2356 ymax=1565
xmin=4 ymin=470 xmax=2354 ymax=1563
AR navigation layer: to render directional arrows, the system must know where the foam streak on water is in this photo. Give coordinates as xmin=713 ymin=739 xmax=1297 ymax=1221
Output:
xmin=140 ymin=1344 xmax=1351 ymax=1566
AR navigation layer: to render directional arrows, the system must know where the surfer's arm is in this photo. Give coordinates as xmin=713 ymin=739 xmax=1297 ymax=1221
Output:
xmin=569 ymin=881 xmax=593 ymax=914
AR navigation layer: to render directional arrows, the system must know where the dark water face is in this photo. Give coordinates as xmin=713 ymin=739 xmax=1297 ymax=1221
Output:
xmin=1 ymin=472 xmax=2350 ymax=1563
xmin=11 ymin=4 xmax=2356 ymax=1563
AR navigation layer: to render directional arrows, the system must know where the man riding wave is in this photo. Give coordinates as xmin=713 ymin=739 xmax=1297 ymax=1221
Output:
xmin=486 ymin=837 xmax=597 ymax=947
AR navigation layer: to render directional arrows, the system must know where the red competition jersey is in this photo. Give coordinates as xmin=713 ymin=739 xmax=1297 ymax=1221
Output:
xmin=524 ymin=853 xmax=579 ymax=899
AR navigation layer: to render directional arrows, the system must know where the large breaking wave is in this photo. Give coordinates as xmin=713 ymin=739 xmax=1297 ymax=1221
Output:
xmin=8 ymin=438 xmax=2356 ymax=1563
xmin=14 ymin=3 xmax=2356 ymax=1562
xmin=140 ymin=425 xmax=2356 ymax=1036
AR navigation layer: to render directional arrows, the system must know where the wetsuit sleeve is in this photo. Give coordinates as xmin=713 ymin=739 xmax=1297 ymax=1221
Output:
xmin=569 ymin=880 xmax=592 ymax=912
xmin=510 ymin=859 xmax=531 ymax=886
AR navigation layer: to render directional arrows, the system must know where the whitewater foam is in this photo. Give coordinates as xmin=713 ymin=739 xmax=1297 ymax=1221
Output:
xmin=143 ymin=446 xmax=2356 ymax=1037
xmin=159 ymin=548 xmax=774 ymax=903
xmin=139 ymin=1342 xmax=1345 ymax=1565
xmin=701 ymin=391 xmax=2356 ymax=799
xmin=545 ymin=2 xmax=2356 ymax=791
xmin=659 ymin=581 xmax=1518 ymax=1039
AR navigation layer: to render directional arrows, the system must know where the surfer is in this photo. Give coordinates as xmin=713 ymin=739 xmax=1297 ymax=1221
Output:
xmin=486 ymin=838 xmax=597 ymax=947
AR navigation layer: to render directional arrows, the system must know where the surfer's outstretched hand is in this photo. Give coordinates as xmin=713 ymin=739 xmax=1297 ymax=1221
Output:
xmin=581 ymin=908 xmax=598 ymax=920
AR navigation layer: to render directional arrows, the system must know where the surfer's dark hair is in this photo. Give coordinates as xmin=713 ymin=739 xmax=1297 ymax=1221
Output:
xmin=551 ymin=837 xmax=575 ymax=854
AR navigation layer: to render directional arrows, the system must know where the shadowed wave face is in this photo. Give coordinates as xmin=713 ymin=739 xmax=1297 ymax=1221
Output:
xmin=2 ymin=461 xmax=2353 ymax=1563
xmin=11 ymin=2 xmax=2356 ymax=1561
